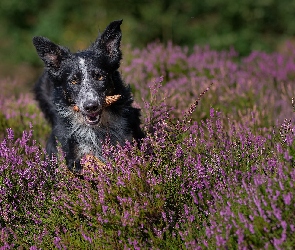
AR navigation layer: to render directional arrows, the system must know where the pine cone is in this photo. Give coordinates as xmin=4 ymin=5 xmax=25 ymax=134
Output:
xmin=105 ymin=94 xmax=121 ymax=106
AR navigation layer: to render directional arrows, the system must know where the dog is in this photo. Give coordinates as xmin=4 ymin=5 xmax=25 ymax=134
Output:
xmin=32 ymin=20 xmax=144 ymax=173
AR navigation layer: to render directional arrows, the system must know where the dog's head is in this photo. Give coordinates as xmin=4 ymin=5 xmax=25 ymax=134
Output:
xmin=33 ymin=20 xmax=124 ymax=125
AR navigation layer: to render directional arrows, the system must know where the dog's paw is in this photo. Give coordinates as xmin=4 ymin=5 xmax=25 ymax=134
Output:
xmin=82 ymin=154 xmax=106 ymax=173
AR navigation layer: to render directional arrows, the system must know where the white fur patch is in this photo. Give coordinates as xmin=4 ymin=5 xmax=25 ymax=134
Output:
xmin=78 ymin=57 xmax=96 ymax=103
xmin=55 ymin=103 xmax=132 ymax=160
xmin=79 ymin=58 xmax=89 ymax=85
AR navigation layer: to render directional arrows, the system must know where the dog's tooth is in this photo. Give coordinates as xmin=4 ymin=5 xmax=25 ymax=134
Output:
xmin=105 ymin=94 xmax=121 ymax=106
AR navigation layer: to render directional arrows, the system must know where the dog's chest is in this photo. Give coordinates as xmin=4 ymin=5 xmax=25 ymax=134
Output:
xmin=69 ymin=112 xmax=132 ymax=157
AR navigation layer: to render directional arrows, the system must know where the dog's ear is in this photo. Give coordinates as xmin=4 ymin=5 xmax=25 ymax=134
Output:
xmin=96 ymin=20 xmax=123 ymax=68
xmin=33 ymin=36 xmax=69 ymax=69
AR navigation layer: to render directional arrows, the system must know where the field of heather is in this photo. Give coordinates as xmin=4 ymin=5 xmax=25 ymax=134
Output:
xmin=0 ymin=43 xmax=294 ymax=249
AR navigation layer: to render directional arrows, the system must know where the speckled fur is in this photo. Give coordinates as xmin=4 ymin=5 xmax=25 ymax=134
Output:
xmin=33 ymin=20 xmax=144 ymax=173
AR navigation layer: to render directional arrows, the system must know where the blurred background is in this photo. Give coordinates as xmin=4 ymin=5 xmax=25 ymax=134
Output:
xmin=1 ymin=0 xmax=295 ymax=85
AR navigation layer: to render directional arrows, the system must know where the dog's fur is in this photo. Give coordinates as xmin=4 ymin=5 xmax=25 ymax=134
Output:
xmin=33 ymin=20 xmax=144 ymax=173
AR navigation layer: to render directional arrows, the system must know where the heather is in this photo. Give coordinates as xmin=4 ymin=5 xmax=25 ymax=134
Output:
xmin=0 ymin=43 xmax=295 ymax=248
xmin=0 ymin=79 xmax=50 ymax=144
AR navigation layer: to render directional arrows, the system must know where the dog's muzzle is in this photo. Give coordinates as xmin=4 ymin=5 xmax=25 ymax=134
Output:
xmin=72 ymin=95 xmax=121 ymax=125
xmin=82 ymin=100 xmax=102 ymax=125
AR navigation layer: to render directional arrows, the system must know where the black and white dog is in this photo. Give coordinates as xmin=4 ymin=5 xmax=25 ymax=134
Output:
xmin=33 ymin=20 xmax=144 ymax=172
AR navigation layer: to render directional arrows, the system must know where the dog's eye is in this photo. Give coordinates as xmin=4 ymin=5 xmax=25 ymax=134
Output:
xmin=70 ymin=75 xmax=79 ymax=85
xmin=92 ymin=71 xmax=105 ymax=81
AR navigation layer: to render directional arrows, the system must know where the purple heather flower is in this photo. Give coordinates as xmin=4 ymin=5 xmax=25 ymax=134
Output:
xmin=6 ymin=128 xmax=14 ymax=141
xmin=175 ymin=145 xmax=183 ymax=158
xmin=81 ymin=231 xmax=93 ymax=244
xmin=102 ymin=205 xmax=108 ymax=214
xmin=283 ymin=192 xmax=292 ymax=206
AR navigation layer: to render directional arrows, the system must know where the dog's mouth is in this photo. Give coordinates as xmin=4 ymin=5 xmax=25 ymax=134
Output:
xmin=84 ymin=111 xmax=101 ymax=125
xmin=71 ymin=95 xmax=121 ymax=126
xmin=72 ymin=105 xmax=101 ymax=125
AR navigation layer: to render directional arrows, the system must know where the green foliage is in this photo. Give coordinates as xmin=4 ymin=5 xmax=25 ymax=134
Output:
xmin=0 ymin=95 xmax=50 ymax=144
xmin=1 ymin=0 xmax=295 ymax=66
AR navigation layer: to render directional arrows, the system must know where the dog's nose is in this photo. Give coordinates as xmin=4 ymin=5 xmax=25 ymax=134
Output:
xmin=83 ymin=101 xmax=99 ymax=113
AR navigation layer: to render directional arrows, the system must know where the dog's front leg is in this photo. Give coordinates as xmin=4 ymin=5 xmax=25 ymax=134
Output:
xmin=66 ymin=157 xmax=83 ymax=174
xmin=65 ymin=138 xmax=83 ymax=174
